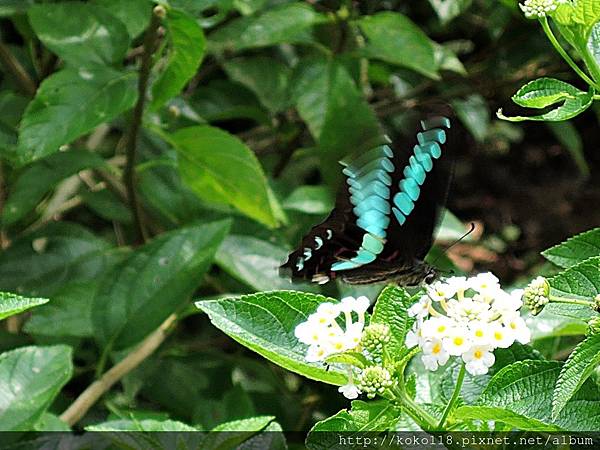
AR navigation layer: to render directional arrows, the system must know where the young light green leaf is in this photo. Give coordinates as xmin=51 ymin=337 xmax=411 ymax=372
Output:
xmin=371 ymin=286 xmax=415 ymax=356
xmin=215 ymin=235 xmax=318 ymax=292
xmin=92 ymin=0 xmax=152 ymax=38
xmin=0 ymin=222 xmax=114 ymax=296
xmin=497 ymin=88 xmax=594 ymax=122
xmin=208 ymin=3 xmax=323 ymax=52
xmin=93 ymin=220 xmax=230 ymax=350
xmin=202 ymin=416 xmax=277 ymax=450
xmin=358 ymin=12 xmax=439 ymax=79
xmin=0 ymin=345 xmax=72 ymax=431
xmin=325 ymin=352 xmax=369 ymax=369
xmin=428 ymin=0 xmax=472 ymax=25
xmin=18 ymin=67 xmax=137 ymax=164
xmin=170 ymin=126 xmax=282 ymax=228
xmin=511 ymin=78 xmax=585 ymax=109
xmin=542 ymin=228 xmax=600 ymax=268
xmin=2 ymin=150 xmax=108 ymax=226
xmin=573 ymin=0 xmax=600 ymax=30
xmin=223 ymin=56 xmax=291 ymax=113
xmin=150 ymin=8 xmax=205 ymax=110
xmin=282 ymin=185 xmax=334 ymax=215
xmin=453 ymin=405 xmax=562 ymax=431
xmin=548 ymin=255 xmax=600 ymax=299
xmin=0 ymin=291 xmax=48 ymax=320
xmin=552 ymin=334 xmax=600 ymax=418
xmin=28 ymin=2 xmax=129 ymax=67
xmin=197 ymin=291 xmax=347 ymax=385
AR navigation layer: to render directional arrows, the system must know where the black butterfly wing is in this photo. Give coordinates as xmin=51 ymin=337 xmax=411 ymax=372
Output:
xmin=281 ymin=104 xmax=456 ymax=285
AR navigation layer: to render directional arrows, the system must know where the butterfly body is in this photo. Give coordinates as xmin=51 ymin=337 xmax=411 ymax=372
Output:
xmin=281 ymin=105 xmax=457 ymax=286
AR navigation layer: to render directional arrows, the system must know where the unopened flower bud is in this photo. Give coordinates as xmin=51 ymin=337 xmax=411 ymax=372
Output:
xmin=519 ymin=0 xmax=566 ymax=19
xmin=357 ymin=366 xmax=393 ymax=399
xmin=153 ymin=5 xmax=167 ymax=19
xmin=523 ymin=276 xmax=550 ymax=315
xmin=361 ymin=323 xmax=391 ymax=354
xmin=587 ymin=316 xmax=600 ymax=336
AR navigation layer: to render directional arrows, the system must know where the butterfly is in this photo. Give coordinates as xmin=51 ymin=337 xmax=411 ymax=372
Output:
xmin=280 ymin=105 xmax=457 ymax=286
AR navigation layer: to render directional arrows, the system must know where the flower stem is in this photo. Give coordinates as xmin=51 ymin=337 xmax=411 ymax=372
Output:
xmin=539 ymin=17 xmax=599 ymax=90
xmin=437 ymin=363 xmax=466 ymax=429
xmin=393 ymin=386 xmax=438 ymax=431
xmin=548 ymin=294 xmax=595 ymax=307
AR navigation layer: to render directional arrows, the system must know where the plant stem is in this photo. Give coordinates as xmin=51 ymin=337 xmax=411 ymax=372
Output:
xmin=548 ymin=294 xmax=595 ymax=307
xmin=60 ymin=313 xmax=177 ymax=426
xmin=0 ymin=41 xmax=37 ymax=96
xmin=437 ymin=363 xmax=466 ymax=429
xmin=123 ymin=7 xmax=163 ymax=244
xmin=539 ymin=17 xmax=599 ymax=90
xmin=394 ymin=387 xmax=438 ymax=431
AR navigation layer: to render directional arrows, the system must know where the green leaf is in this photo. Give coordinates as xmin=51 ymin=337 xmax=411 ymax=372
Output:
xmin=358 ymin=12 xmax=439 ymax=79
xmin=86 ymin=419 xmax=198 ymax=431
xmin=0 ymin=345 xmax=72 ymax=431
xmin=371 ymin=286 xmax=415 ymax=356
xmin=34 ymin=413 xmax=70 ymax=431
xmin=451 ymin=94 xmax=490 ymax=142
xmin=208 ymin=3 xmax=323 ymax=52
xmin=211 ymin=415 xmax=274 ymax=432
xmin=24 ymin=282 xmax=96 ymax=338
xmin=150 ymin=9 xmax=205 ymax=110
xmin=478 ymin=360 xmax=600 ymax=430
xmin=453 ymin=405 xmax=562 ymax=431
xmin=171 ymin=125 xmax=282 ymax=228
xmin=306 ymin=400 xmax=399 ymax=449
xmin=18 ymin=67 xmax=137 ymax=164
xmin=548 ymin=255 xmax=600 ymax=299
xmin=428 ymin=0 xmax=472 ymax=25
xmin=282 ymin=185 xmax=333 ymax=215
xmin=92 ymin=0 xmax=152 ymax=38
xmin=202 ymin=416 xmax=278 ymax=450
xmin=0 ymin=291 xmax=48 ymax=320
xmin=93 ymin=220 xmax=230 ymax=350
xmin=223 ymin=56 xmax=291 ymax=114
xmin=81 ymin=189 xmax=133 ymax=224
xmin=547 ymin=121 xmax=589 ymax=177
xmin=2 ymin=150 xmax=108 ymax=226
xmin=0 ymin=222 xmax=114 ymax=296
xmin=325 ymin=351 xmax=369 ymax=369
xmin=587 ymin=21 xmax=600 ymax=78
xmin=511 ymin=78 xmax=586 ymax=109
xmin=197 ymin=291 xmax=347 ymax=385
xmin=542 ymin=228 xmax=600 ymax=268
xmin=215 ymin=235 xmax=318 ymax=292
xmin=552 ymin=334 xmax=600 ymax=418
xmin=28 ymin=2 xmax=129 ymax=67
xmin=573 ymin=0 xmax=600 ymax=31
xmin=0 ymin=0 xmax=35 ymax=16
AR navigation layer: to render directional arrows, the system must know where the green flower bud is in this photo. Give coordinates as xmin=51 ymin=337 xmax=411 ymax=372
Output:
xmin=587 ymin=316 xmax=600 ymax=336
xmin=523 ymin=276 xmax=550 ymax=316
xmin=357 ymin=366 xmax=393 ymax=399
xmin=361 ymin=323 xmax=391 ymax=355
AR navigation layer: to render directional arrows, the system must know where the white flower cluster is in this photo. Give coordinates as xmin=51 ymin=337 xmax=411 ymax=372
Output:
xmin=294 ymin=296 xmax=369 ymax=363
xmin=406 ymin=273 xmax=531 ymax=376
xmin=519 ymin=0 xmax=568 ymax=18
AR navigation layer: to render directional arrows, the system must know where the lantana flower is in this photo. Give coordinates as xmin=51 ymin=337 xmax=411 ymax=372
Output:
xmin=406 ymin=272 xmax=531 ymax=376
xmin=519 ymin=0 xmax=568 ymax=19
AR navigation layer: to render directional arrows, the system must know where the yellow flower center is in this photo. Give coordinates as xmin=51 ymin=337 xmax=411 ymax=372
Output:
xmin=334 ymin=342 xmax=343 ymax=350
xmin=510 ymin=322 xmax=517 ymax=329
xmin=453 ymin=337 xmax=464 ymax=346
xmin=433 ymin=343 xmax=442 ymax=354
xmin=437 ymin=325 xmax=446 ymax=333
xmin=494 ymin=331 xmax=503 ymax=340
xmin=475 ymin=330 xmax=484 ymax=337
xmin=474 ymin=350 xmax=483 ymax=359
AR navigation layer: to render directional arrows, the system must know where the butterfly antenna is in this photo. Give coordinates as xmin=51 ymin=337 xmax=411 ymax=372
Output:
xmin=432 ymin=222 xmax=476 ymax=267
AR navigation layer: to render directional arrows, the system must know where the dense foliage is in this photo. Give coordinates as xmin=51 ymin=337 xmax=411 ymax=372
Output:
xmin=1 ymin=0 xmax=600 ymax=446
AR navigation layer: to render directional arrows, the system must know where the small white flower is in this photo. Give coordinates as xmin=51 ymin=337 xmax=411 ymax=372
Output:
xmin=294 ymin=321 xmax=327 ymax=346
xmin=462 ymin=345 xmax=495 ymax=375
xmin=494 ymin=289 xmax=524 ymax=314
xmin=519 ymin=0 xmax=562 ymax=19
xmin=445 ymin=276 xmax=469 ymax=295
xmin=443 ymin=327 xmax=472 ymax=356
xmin=469 ymin=272 xmax=500 ymax=295
xmin=427 ymin=281 xmax=457 ymax=302
xmin=315 ymin=302 xmax=341 ymax=323
xmin=421 ymin=338 xmax=450 ymax=370
xmin=489 ymin=322 xmax=515 ymax=349
xmin=343 ymin=322 xmax=364 ymax=349
xmin=338 ymin=382 xmax=361 ymax=399
xmin=306 ymin=345 xmax=329 ymax=362
xmin=408 ymin=295 xmax=430 ymax=319
xmin=503 ymin=312 xmax=531 ymax=344
xmin=468 ymin=320 xmax=492 ymax=346
xmin=421 ymin=317 xmax=455 ymax=339
xmin=354 ymin=296 xmax=371 ymax=314
xmin=405 ymin=324 xmax=423 ymax=348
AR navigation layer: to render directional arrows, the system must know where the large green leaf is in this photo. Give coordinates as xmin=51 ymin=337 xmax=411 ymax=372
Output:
xmin=170 ymin=125 xmax=282 ymax=228
xmin=223 ymin=56 xmax=291 ymax=113
xmin=0 ymin=0 xmax=35 ymax=16
xmin=28 ymin=2 xmax=129 ymax=67
xmin=202 ymin=417 xmax=280 ymax=450
xmin=24 ymin=282 xmax=97 ymax=338
xmin=197 ymin=291 xmax=347 ymax=385
xmin=93 ymin=220 xmax=230 ymax=350
xmin=2 ymin=150 xmax=107 ymax=226
xmin=357 ymin=12 xmax=439 ymax=79
xmin=86 ymin=419 xmax=197 ymax=431
xmin=282 ymin=185 xmax=333 ymax=215
xmin=150 ymin=8 xmax=205 ymax=110
xmin=0 ymin=291 xmax=48 ymax=320
xmin=0 ymin=345 xmax=72 ymax=431
xmin=92 ymin=0 xmax=152 ymax=38
xmin=478 ymin=360 xmax=600 ymax=430
xmin=552 ymin=334 xmax=600 ymax=418
xmin=573 ymin=0 xmax=600 ymax=31
xmin=215 ymin=234 xmax=318 ymax=292
xmin=18 ymin=67 xmax=137 ymax=164
xmin=371 ymin=286 xmax=415 ymax=356
xmin=548 ymin=255 xmax=600 ymax=299
xmin=587 ymin=21 xmax=600 ymax=70
xmin=0 ymin=222 xmax=114 ymax=296
xmin=208 ymin=3 xmax=322 ymax=52
xmin=542 ymin=228 xmax=600 ymax=268
xmin=453 ymin=405 xmax=561 ymax=431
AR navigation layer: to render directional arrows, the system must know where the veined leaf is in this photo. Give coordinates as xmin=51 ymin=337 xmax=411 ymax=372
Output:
xmin=0 ymin=291 xmax=48 ymax=320
xmin=453 ymin=405 xmax=562 ymax=431
xmin=93 ymin=220 xmax=230 ymax=350
xmin=150 ymin=8 xmax=205 ymax=110
xmin=548 ymin=255 xmax=600 ymax=299
xmin=371 ymin=286 xmax=415 ymax=356
xmin=86 ymin=419 xmax=197 ymax=431
xmin=542 ymin=228 xmax=600 ymax=268
xmin=552 ymin=334 xmax=600 ymax=418
xmin=0 ymin=345 xmax=72 ymax=431
xmin=573 ymin=0 xmax=600 ymax=31
xmin=18 ymin=66 xmax=137 ymax=164
xmin=196 ymin=291 xmax=347 ymax=385
xmin=92 ymin=0 xmax=152 ymax=38
xmin=28 ymin=2 xmax=129 ymax=67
